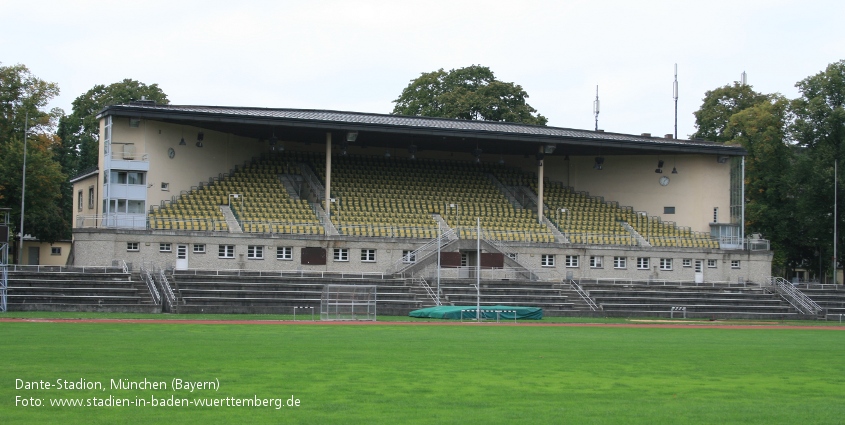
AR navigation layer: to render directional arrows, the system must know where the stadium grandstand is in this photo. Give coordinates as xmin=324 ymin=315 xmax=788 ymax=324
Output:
xmin=9 ymin=101 xmax=832 ymax=319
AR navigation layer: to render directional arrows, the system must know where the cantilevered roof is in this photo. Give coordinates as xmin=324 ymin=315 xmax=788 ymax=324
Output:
xmin=100 ymin=104 xmax=745 ymax=157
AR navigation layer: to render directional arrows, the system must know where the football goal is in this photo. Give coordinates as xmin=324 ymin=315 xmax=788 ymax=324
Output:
xmin=320 ymin=284 xmax=377 ymax=321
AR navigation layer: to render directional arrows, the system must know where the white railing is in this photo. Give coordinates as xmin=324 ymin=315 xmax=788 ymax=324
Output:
xmin=387 ymin=228 xmax=457 ymax=275
xmin=237 ymin=219 xmax=325 ymax=234
xmin=413 ymin=277 xmax=441 ymax=306
xmin=1 ymin=265 xmax=7 ymax=313
xmin=335 ymin=224 xmax=439 ymax=238
xmin=457 ymin=227 xmax=556 ymax=244
xmin=438 ymin=266 xmax=555 ymax=281
xmin=108 ymin=151 xmax=149 ymax=161
xmin=4 ymin=264 xmax=126 ymax=274
xmin=174 ymin=268 xmax=400 ymax=280
xmin=479 ymin=231 xmax=548 ymax=281
xmin=591 ymin=278 xmax=752 ymax=288
xmin=139 ymin=264 xmax=161 ymax=305
xmin=157 ymin=268 xmax=177 ymax=308
xmin=76 ymin=214 xmax=148 ymax=229
xmin=764 ymin=277 xmax=823 ymax=315
xmin=568 ymin=279 xmax=600 ymax=311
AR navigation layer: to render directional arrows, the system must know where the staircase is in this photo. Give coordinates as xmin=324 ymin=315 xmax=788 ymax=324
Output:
xmin=219 ymin=205 xmax=243 ymax=233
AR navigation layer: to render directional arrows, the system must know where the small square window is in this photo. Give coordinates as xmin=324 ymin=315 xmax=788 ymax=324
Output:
xmin=659 ymin=258 xmax=673 ymax=271
xmin=664 ymin=206 xmax=675 ymax=214
xmin=565 ymin=255 xmax=579 ymax=268
xmin=637 ymin=257 xmax=650 ymax=270
xmin=506 ymin=252 xmax=518 ymax=261
xmin=731 ymin=260 xmax=741 ymax=269
xmin=247 ymin=245 xmax=264 ymax=260
xmin=613 ymin=257 xmax=626 ymax=269
xmin=361 ymin=249 xmax=376 ymax=262
xmin=161 ymin=182 xmax=170 ymax=191
xmin=589 ymin=256 xmax=603 ymax=268
xmin=402 ymin=250 xmax=416 ymax=264
xmin=682 ymin=258 xmax=692 ymax=267
xmin=334 ymin=248 xmax=349 ymax=262
xmin=159 ymin=243 xmax=172 ymax=253
xmin=708 ymin=259 xmax=717 ymax=268
xmin=51 ymin=247 xmax=62 ymax=256
xmin=541 ymin=254 xmax=555 ymax=267
xmin=193 ymin=244 xmax=206 ymax=254
xmin=277 ymin=247 xmax=293 ymax=260
xmin=219 ymin=245 xmax=234 ymax=258
xmin=127 ymin=242 xmax=139 ymax=252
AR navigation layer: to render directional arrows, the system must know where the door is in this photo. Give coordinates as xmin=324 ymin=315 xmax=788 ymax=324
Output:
xmin=694 ymin=260 xmax=704 ymax=283
xmin=28 ymin=246 xmax=40 ymax=265
xmin=176 ymin=244 xmax=188 ymax=270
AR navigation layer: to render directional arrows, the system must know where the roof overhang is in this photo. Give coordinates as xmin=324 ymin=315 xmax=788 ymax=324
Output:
xmin=99 ymin=104 xmax=746 ymax=157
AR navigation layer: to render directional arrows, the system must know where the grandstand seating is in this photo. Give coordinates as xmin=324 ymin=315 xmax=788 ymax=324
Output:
xmin=797 ymin=284 xmax=845 ymax=316
xmin=315 ymin=156 xmax=555 ymax=242
xmin=5 ymin=268 xmax=160 ymax=313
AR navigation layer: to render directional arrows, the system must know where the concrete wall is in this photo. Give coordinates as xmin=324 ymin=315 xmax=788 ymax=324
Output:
xmin=72 ymin=229 xmax=772 ymax=283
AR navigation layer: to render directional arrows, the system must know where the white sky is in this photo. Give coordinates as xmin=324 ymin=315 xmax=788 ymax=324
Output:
xmin=2 ymin=0 xmax=843 ymax=139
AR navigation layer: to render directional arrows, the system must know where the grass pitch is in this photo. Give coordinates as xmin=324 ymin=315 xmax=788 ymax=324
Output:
xmin=2 ymin=319 xmax=843 ymax=424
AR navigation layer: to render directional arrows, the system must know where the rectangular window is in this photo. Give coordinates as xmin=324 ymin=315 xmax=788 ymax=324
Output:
xmin=659 ymin=258 xmax=673 ymax=271
xmin=664 ymin=206 xmax=675 ymax=214
xmin=613 ymin=257 xmax=626 ymax=269
xmin=77 ymin=191 xmax=83 ymax=211
xmin=708 ymin=259 xmax=717 ymax=268
xmin=193 ymin=244 xmax=206 ymax=254
xmin=731 ymin=260 xmax=741 ymax=269
xmin=276 ymin=247 xmax=293 ymax=260
xmin=541 ymin=254 xmax=555 ymax=267
xmin=402 ymin=250 xmax=416 ymax=264
xmin=637 ymin=257 xmax=650 ymax=270
xmin=682 ymin=258 xmax=692 ymax=268
xmin=247 ymin=245 xmax=264 ymax=259
xmin=51 ymin=247 xmax=61 ymax=256
xmin=565 ymin=255 xmax=579 ymax=268
xmin=589 ymin=256 xmax=603 ymax=268
xmin=159 ymin=243 xmax=172 ymax=252
xmin=333 ymin=248 xmax=349 ymax=262
xmin=127 ymin=242 xmax=139 ymax=252
xmin=218 ymin=245 xmax=234 ymax=258
xmin=88 ymin=187 xmax=95 ymax=209
xmin=361 ymin=249 xmax=376 ymax=262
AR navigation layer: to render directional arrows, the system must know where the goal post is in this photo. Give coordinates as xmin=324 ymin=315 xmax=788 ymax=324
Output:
xmin=320 ymin=284 xmax=377 ymax=321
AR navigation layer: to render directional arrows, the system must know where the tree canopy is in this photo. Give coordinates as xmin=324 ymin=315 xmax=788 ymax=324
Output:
xmin=392 ymin=65 xmax=547 ymax=125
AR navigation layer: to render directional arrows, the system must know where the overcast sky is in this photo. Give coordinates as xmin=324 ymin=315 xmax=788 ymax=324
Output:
xmin=2 ymin=0 xmax=843 ymax=139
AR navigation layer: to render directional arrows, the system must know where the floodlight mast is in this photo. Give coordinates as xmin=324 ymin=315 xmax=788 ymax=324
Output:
xmin=476 ymin=217 xmax=481 ymax=322
xmin=673 ymin=64 xmax=678 ymax=140
xmin=593 ymin=86 xmax=600 ymax=132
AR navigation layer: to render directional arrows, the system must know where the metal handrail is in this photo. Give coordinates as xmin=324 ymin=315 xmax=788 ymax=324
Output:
xmin=480 ymin=231 xmax=545 ymax=281
xmin=413 ymin=277 xmax=441 ymax=306
xmin=765 ymin=277 xmax=823 ymax=315
xmin=158 ymin=268 xmax=177 ymax=308
xmin=1 ymin=266 xmax=7 ymax=312
xmin=568 ymin=279 xmax=600 ymax=311
xmin=139 ymin=264 xmax=161 ymax=305
xmin=173 ymin=268 xmax=400 ymax=280
xmin=387 ymin=228 xmax=457 ymax=275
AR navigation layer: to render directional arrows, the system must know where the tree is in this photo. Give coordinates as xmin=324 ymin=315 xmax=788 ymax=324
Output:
xmin=392 ymin=65 xmax=547 ymax=125
xmin=692 ymin=82 xmax=769 ymax=142
xmin=790 ymin=60 xmax=845 ymax=282
xmin=0 ymin=63 xmax=68 ymax=250
xmin=58 ymin=79 xmax=169 ymax=172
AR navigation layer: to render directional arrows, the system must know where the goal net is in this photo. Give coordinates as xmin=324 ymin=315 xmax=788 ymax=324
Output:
xmin=320 ymin=284 xmax=377 ymax=321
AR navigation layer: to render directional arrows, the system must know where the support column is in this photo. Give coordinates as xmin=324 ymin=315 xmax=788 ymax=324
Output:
xmin=537 ymin=146 xmax=544 ymax=224
xmin=325 ymin=132 xmax=332 ymax=217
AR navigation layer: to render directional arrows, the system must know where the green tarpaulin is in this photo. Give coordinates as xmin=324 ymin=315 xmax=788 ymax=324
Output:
xmin=409 ymin=305 xmax=543 ymax=320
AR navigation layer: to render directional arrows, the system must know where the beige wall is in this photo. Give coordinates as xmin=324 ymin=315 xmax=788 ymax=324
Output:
xmin=72 ymin=174 xmax=99 ymax=226
xmin=22 ymin=240 xmax=72 ymax=266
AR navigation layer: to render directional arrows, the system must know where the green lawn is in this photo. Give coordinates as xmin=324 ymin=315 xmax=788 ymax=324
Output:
xmin=2 ymin=320 xmax=842 ymax=424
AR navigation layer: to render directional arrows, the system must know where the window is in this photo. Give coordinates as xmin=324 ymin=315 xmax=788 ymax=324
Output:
xmin=159 ymin=243 xmax=172 ymax=253
xmin=218 ymin=245 xmax=234 ymax=258
xmin=708 ymin=259 xmax=717 ymax=268
xmin=589 ymin=256 xmax=603 ymax=268
xmin=161 ymin=182 xmax=170 ymax=191
xmin=77 ymin=191 xmax=83 ymax=211
xmin=333 ymin=248 xmax=349 ymax=262
xmin=127 ymin=242 xmax=139 ymax=252
xmin=88 ymin=187 xmax=94 ymax=209
xmin=248 ymin=245 xmax=264 ymax=259
xmin=275 ymin=247 xmax=292 ymax=260
xmin=193 ymin=244 xmax=206 ymax=254
xmin=361 ymin=249 xmax=376 ymax=262
xmin=506 ymin=252 xmax=518 ymax=261
xmin=541 ymin=254 xmax=555 ymax=267
xmin=731 ymin=260 xmax=741 ymax=269
xmin=664 ymin=206 xmax=675 ymax=214
xmin=682 ymin=258 xmax=692 ymax=268
xmin=565 ymin=255 xmax=579 ymax=268
xmin=129 ymin=117 xmax=141 ymax=128
xmin=637 ymin=257 xmax=650 ymax=270
xmin=402 ymin=250 xmax=416 ymax=264
xmin=659 ymin=258 xmax=673 ymax=271
xmin=613 ymin=256 xmax=626 ymax=269
xmin=51 ymin=247 xmax=61 ymax=256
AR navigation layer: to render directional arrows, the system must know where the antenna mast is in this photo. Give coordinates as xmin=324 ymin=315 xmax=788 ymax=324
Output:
xmin=740 ymin=70 xmax=747 ymax=86
xmin=673 ymin=64 xmax=678 ymax=139
xmin=593 ymin=85 xmax=600 ymax=132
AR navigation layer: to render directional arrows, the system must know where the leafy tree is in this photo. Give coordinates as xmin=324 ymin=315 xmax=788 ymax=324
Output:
xmin=0 ymin=63 xmax=62 ymax=144
xmin=58 ymin=79 xmax=169 ymax=172
xmin=392 ymin=65 xmax=547 ymax=125
xmin=692 ymin=82 xmax=769 ymax=142
xmin=790 ymin=60 xmax=845 ymax=282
